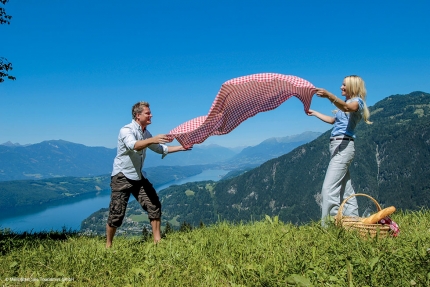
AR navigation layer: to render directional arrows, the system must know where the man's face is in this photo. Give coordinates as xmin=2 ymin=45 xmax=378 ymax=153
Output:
xmin=136 ymin=106 xmax=152 ymax=128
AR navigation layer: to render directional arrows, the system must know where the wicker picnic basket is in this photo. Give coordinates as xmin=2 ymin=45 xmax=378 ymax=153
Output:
xmin=335 ymin=193 xmax=390 ymax=238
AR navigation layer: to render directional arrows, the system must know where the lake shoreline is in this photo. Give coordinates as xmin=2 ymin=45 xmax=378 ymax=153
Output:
xmin=0 ymin=169 xmax=230 ymax=233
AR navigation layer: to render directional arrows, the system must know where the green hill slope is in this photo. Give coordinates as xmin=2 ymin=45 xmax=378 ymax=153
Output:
xmin=1 ymin=211 xmax=429 ymax=286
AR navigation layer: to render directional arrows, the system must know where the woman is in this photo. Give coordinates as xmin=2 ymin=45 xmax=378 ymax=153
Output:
xmin=307 ymin=75 xmax=372 ymax=226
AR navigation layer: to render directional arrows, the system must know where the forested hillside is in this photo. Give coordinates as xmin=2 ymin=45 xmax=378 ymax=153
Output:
xmin=191 ymin=92 xmax=430 ymax=223
xmin=152 ymin=92 xmax=430 ymax=227
xmin=0 ymin=165 xmax=204 ymax=209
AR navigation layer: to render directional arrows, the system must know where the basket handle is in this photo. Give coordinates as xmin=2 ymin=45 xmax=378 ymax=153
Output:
xmin=336 ymin=193 xmax=382 ymax=223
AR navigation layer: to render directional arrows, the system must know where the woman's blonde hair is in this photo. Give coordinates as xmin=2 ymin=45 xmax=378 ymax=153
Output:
xmin=344 ymin=75 xmax=372 ymax=124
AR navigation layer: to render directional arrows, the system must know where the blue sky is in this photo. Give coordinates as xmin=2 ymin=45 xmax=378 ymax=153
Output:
xmin=1 ymin=0 xmax=429 ymax=148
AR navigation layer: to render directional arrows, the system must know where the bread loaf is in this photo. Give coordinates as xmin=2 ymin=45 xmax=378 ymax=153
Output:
xmin=361 ymin=206 xmax=396 ymax=224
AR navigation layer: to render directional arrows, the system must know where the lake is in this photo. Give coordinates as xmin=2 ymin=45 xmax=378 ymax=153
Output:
xmin=0 ymin=169 xmax=229 ymax=233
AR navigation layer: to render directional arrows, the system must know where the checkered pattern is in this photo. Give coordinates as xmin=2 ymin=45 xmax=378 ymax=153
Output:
xmin=167 ymin=73 xmax=316 ymax=148
xmin=378 ymin=217 xmax=400 ymax=237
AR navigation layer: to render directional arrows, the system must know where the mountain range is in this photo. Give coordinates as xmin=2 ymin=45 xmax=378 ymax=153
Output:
xmin=0 ymin=141 xmax=115 ymax=181
xmin=0 ymin=132 xmax=320 ymax=181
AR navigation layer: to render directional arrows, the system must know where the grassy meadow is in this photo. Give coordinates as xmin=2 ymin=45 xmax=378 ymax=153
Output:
xmin=0 ymin=210 xmax=429 ymax=286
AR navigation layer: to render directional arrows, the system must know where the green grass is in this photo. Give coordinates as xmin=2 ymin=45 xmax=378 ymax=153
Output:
xmin=129 ymin=214 xmax=149 ymax=223
xmin=185 ymin=189 xmax=195 ymax=196
xmin=0 ymin=210 xmax=429 ymax=286
xmin=168 ymin=215 xmax=181 ymax=227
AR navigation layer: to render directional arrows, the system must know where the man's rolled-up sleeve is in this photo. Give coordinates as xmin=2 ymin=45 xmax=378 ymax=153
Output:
xmin=148 ymin=143 xmax=168 ymax=158
xmin=120 ymin=127 xmax=137 ymax=150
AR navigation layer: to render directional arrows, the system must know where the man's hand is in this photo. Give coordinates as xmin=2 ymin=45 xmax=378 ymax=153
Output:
xmin=315 ymin=88 xmax=329 ymax=98
xmin=133 ymin=134 xmax=172 ymax=151
xmin=152 ymin=134 xmax=173 ymax=144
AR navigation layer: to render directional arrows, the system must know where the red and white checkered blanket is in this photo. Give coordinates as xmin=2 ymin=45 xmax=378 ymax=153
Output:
xmin=166 ymin=73 xmax=316 ymax=148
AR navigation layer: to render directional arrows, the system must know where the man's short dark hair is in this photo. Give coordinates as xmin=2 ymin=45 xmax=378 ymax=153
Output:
xmin=132 ymin=101 xmax=150 ymax=120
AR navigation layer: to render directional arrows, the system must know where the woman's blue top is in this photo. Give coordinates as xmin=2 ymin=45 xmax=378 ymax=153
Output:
xmin=330 ymin=97 xmax=364 ymax=138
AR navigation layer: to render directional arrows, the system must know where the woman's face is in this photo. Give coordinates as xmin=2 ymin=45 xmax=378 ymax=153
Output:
xmin=340 ymin=80 xmax=347 ymax=97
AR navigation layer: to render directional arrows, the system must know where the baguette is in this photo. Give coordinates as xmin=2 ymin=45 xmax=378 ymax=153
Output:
xmin=361 ymin=206 xmax=396 ymax=224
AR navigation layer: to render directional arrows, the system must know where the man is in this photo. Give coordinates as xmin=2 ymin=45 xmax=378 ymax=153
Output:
xmin=106 ymin=101 xmax=188 ymax=247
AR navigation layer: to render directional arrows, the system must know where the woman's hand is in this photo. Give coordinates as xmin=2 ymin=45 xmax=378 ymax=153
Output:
xmin=306 ymin=109 xmax=316 ymax=116
xmin=306 ymin=109 xmax=335 ymax=124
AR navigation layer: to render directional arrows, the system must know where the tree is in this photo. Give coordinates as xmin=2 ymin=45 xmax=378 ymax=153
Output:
xmin=1 ymin=0 xmax=15 ymax=83
xmin=0 ymin=0 xmax=11 ymax=24
xmin=179 ymin=221 xmax=192 ymax=233
xmin=142 ymin=226 xmax=150 ymax=241
xmin=162 ymin=222 xmax=173 ymax=238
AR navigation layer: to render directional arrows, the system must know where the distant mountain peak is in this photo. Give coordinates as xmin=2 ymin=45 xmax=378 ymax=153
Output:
xmin=1 ymin=141 xmax=23 ymax=147
xmin=196 ymin=144 xmax=225 ymax=149
xmin=261 ymin=131 xmax=323 ymax=144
